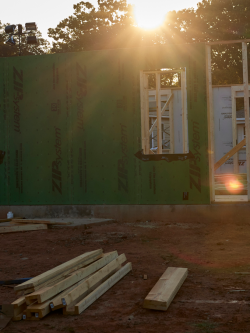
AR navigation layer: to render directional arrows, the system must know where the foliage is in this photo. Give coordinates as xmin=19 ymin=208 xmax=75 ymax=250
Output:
xmin=0 ymin=21 xmax=50 ymax=57
xmin=48 ymin=0 xmax=161 ymax=53
xmin=163 ymin=0 xmax=250 ymax=84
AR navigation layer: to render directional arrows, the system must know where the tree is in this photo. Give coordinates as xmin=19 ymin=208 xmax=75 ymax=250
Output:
xmin=48 ymin=0 xmax=161 ymax=53
xmin=162 ymin=0 xmax=250 ymax=84
xmin=0 ymin=21 xmax=50 ymax=57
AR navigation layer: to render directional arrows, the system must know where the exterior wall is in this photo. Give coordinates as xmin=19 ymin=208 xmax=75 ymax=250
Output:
xmin=0 ymin=44 xmax=209 ymax=205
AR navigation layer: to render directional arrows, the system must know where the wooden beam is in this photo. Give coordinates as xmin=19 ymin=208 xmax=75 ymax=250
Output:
xmin=144 ymin=74 xmax=150 ymax=154
xmin=25 ymin=252 xmax=118 ymax=304
xmin=63 ymin=266 xmax=121 ymax=315
xmin=75 ymin=262 xmax=132 ymax=315
xmin=140 ymin=70 xmax=146 ymax=153
xmin=214 ymin=138 xmax=246 ymax=171
xmin=14 ymin=249 xmax=103 ymax=292
xmin=0 ymin=224 xmax=47 ymax=234
xmin=26 ymin=300 xmax=51 ymax=319
xmin=231 ymin=87 xmax=239 ymax=173
xmin=149 ymin=93 xmax=173 ymax=135
xmin=143 ymin=267 xmax=188 ymax=311
xmin=156 ymin=73 xmax=162 ymax=154
xmin=206 ymin=39 xmax=250 ymax=45
xmin=62 ymin=254 xmax=127 ymax=307
xmin=11 ymin=219 xmax=72 ymax=225
xmin=181 ymin=70 xmax=188 ymax=153
xmin=206 ymin=44 xmax=215 ymax=202
xmin=242 ymin=42 xmax=250 ymax=200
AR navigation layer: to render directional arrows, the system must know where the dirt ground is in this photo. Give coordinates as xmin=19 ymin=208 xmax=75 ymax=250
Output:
xmin=1 ymin=218 xmax=250 ymax=333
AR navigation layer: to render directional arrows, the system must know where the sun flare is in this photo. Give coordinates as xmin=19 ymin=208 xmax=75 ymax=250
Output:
xmin=133 ymin=4 xmax=166 ymax=30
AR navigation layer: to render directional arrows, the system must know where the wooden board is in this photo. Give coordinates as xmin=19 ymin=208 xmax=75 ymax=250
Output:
xmin=26 ymin=300 xmax=51 ymax=319
xmin=75 ymin=262 xmax=132 ymax=315
xmin=0 ymin=224 xmax=47 ymax=234
xmin=62 ymin=254 xmax=126 ymax=307
xmin=11 ymin=219 xmax=72 ymax=225
xmin=143 ymin=267 xmax=188 ymax=311
xmin=63 ymin=266 xmax=122 ymax=315
xmin=26 ymin=251 xmax=118 ymax=304
xmin=214 ymin=138 xmax=246 ymax=171
xmin=50 ymin=278 xmax=88 ymax=311
xmin=14 ymin=249 xmax=103 ymax=292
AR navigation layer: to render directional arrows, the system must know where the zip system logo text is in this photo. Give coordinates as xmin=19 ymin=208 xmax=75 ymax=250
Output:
xmin=52 ymin=127 xmax=62 ymax=194
xmin=189 ymin=121 xmax=201 ymax=192
xmin=13 ymin=67 xmax=23 ymax=133
xmin=118 ymin=124 xmax=128 ymax=192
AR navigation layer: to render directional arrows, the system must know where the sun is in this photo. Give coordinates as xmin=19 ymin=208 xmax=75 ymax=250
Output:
xmin=133 ymin=3 xmax=166 ymax=30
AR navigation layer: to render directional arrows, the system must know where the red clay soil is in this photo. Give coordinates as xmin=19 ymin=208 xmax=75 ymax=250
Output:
xmin=1 ymin=219 xmax=250 ymax=332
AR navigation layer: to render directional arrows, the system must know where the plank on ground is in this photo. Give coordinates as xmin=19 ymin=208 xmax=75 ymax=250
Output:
xmin=0 ymin=224 xmax=47 ymax=234
xmin=75 ymin=262 xmax=132 ymax=315
xmin=143 ymin=267 xmax=188 ymax=311
xmin=62 ymin=254 xmax=126 ymax=307
xmin=26 ymin=251 xmax=118 ymax=304
xmin=14 ymin=249 xmax=103 ymax=292
xmin=11 ymin=219 xmax=72 ymax=225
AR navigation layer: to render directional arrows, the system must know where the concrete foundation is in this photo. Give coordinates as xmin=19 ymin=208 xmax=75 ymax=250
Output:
xmin=0 ymin=204 xmax=250 ymax=223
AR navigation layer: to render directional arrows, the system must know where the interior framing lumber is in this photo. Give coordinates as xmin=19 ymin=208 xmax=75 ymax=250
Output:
xmin=214 ymin=138 xmax=246 ymax=171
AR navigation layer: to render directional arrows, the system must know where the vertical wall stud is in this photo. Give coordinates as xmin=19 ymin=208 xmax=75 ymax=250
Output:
xmin=242 ymin=42 xmax=250 ymax=200
xmin=206 ymin=45 xmax=215 ymax=202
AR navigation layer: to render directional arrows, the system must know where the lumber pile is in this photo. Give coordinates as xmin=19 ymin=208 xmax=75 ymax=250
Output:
xmin=11 ymin=249 xmax=132 ymax=320
xmin=0 ymin=219 xmax=72 ymax=234
xmin=143 ymin=267 xmax=188 ymax=311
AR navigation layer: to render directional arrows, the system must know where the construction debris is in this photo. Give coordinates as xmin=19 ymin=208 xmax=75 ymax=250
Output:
xmin=11 ymin=249 xmax=132 ymax=320
xmin=143 ymin=267 xmax=188 ymax=311
xmin=0 ymin=224 xmax=48 ymax=234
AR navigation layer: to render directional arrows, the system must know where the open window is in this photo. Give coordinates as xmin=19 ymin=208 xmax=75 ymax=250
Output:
xmin=140 ymin=69 xmax=188 ymax=155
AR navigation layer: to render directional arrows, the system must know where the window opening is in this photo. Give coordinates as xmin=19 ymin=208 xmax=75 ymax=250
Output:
xmin=140 ymin=68 xmax=188 ymax=155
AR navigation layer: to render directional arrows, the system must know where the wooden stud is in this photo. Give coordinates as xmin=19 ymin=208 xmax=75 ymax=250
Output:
xmin=156 ymin=73 xmax=162 ymax=154
xmin=206 ymin=44 xmax=215 ymax=202
xmin=242 ymin=42 xmax=250 ymax=200
xmin=214 ymin=138 xmax=246 ymax=171
xmin=149 ymin=93 xmax=173 ymax=135
xmin=206 ymin=39 xmax=250 ymax=46
xmin=169 ymin=93 xmax=174 ymax=154
xmin=143 ymin=267 xmax=188 ymax=311
xmin=140 ymin=71 xmax=146 ymax=153
xmin=144 ymin=74 xmax=150 ymax=154
xmin=14 ymin=249 xmax=103 ymax=292
xmin=62 ymin=254 xmax=127 ymax=307
xmin=25 ymin=251 xmax=118 ymax=304
xmin=75 ymin=262 xmax=132 ymax=315
xmin=181 ymin=70 xmax=188 ymax=153
xmin=0 ymin=224 xmax=47 ymax=234
xmin=231 ymin=87 xmax=239 ymax=173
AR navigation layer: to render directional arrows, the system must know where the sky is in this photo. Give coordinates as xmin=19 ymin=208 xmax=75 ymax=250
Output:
xmin=1 ymin=0 xmax=199 ymax=42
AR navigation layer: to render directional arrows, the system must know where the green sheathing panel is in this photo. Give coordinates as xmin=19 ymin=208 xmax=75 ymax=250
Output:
xmin=0 ymin=44 xmax=209 ymax=205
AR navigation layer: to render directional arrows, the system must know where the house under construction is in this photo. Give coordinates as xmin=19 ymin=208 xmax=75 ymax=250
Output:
xmin=1 ymin=39 xmax=250 ymax=221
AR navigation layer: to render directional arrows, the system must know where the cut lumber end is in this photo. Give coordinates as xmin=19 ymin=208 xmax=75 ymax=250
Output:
xmin=143 ymin=267 xmax=188 ymax=311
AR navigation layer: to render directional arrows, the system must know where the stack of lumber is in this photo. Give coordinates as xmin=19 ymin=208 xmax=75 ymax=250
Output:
xmin=0 ymin=219 xmax=72 ymax=234
xmin=11 ymin=249 xmax=132 ymax=320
